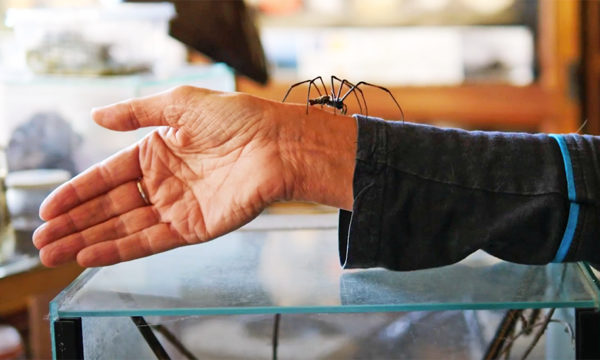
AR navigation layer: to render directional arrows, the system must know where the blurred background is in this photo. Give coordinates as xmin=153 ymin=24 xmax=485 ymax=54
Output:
xmin=0 ymin=0 xmax=596 ymax=358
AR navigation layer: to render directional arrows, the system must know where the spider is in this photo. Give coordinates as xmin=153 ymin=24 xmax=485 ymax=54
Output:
xmin=281 ymin=75 xmax=405 ymax=121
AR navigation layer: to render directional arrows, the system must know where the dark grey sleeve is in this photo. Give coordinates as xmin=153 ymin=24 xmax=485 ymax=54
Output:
xmin=339 ymin=115 xmax=600 ymax=270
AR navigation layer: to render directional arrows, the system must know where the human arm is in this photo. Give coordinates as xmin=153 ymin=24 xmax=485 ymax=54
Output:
xmin=33 ymin=86 xmax=357 ymax=267
xmin=34 ymin=85 xmax=600 ymax=270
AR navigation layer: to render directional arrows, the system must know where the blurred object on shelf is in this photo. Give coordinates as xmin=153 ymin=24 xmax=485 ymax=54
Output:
xmin=6 ymin=169 xmax=70 ymax=257
xmin=4 ymin=2 xmax=185 ymax=77
xmin=351 ymin=0 xmax=400 ymax=20
xmin=0 ymin=325 xmax=24 ymax=360
xmin=297 ymin=27 xmax=463 ymax=86
xmin=261 ymin=26 xmax=533 ymax=86
xmin=254 ymin=0 xmax=533 ymax=85
xmin=159 ymin=0 xmax=268 ymax=84
xmin=305 ymin=0 xmax=345 ymax=15
xmin=125 ymin=0 xmax=269 ymax=83
xmin=463 ymin=26 xmax=533 ymax=85
xmin=6 ymin=112 xmax=81 ymax=175
xmin=414 ymin=0 xmax=452 ymax=12
xmin=0 ymin=64 xmax=235 ymax=173
xmin=459 ymin=0 xmax=514 ymax=15
xmin=0 ymin=149 xmax=16 ymax=266
xmin=25 ymin=32 xmax=149 ymax=76
xmin=255 ymin=0 xmax=526 ymax=27
xmin=254 ymin=0 xmax=302 ymax=15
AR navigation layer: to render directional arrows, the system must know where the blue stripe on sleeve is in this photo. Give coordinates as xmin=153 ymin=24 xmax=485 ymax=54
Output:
xmin=549 ymin=134 xmax=579 ymax=263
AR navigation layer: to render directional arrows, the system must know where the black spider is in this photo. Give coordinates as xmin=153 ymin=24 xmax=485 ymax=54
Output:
xmin=282 ymin=75 xmax=404 ymax=121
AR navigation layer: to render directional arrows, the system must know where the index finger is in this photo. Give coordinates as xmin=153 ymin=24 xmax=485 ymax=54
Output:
xmin=39 ymin=144 xmax=142 ymax=221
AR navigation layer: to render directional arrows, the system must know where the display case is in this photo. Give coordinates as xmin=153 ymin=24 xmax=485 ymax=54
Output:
xmin=50 ymin=214 xmax=600 ymax=359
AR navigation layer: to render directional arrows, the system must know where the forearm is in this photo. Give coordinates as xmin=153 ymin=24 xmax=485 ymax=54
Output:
xmin=275 ymin=102 xmax=357 ymax=210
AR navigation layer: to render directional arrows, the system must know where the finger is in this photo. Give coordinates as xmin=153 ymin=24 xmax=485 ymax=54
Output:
xmin=35 ymin=181 xmax=147 ymax=245
xmin=91 ymin=86 xmax=197 ymax=131
xmin=39 ymin=145 xmax=141 ymax=220
xmin=76 ymin=223 xmax=187 ymax=267
xmin=34 ymin=203 xmax=158 ymax=249
xmin=37 ymin=206 xmax=160 ymax=267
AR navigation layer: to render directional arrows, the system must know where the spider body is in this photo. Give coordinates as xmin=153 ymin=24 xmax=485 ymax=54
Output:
xmin=282 ymin=75 xmax=404 ymax=121
xmin=308 ymin=95 xmax=347 ymax=114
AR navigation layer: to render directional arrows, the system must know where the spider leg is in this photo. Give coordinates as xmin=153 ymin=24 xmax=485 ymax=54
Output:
xmin=315 ymin=76 xmax=327 ymax=97
xmin=331 ymin=75 xmax=344 ymax=99
xmin=334 ymin=77 xmax=365 ymax=115
xmin=306 ymin=76 xmax=325 ymax=114
xmin=342 ymin=81 xmax=405 ymax=121
xmin=330 ymin=76 xmax=342 ymax=115
xmin=314 ymin=76 xmax=327 ymax=110
xmin=342 ymin=79 xmax=366 ymax=116
xmin=282 ymin=77 xmax=325 ymax=113
xmin=330 ymin=75 xmax=340 ymax=99
xmin=282 ymin=79 xmax=312 ymax=103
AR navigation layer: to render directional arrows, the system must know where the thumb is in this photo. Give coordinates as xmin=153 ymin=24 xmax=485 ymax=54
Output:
xmin=91 ymin=86 xmax=192 ymax=131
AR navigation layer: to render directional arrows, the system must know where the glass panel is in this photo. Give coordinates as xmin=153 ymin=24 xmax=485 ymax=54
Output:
xmin=51 ymin=214 xmax=599 ymax=318
xmin=80 ymin=309 xmax=575 ymax=360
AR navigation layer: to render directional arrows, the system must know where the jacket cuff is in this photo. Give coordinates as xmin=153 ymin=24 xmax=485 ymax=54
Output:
xmin=338 ymin=115 xmax=388 ymax=268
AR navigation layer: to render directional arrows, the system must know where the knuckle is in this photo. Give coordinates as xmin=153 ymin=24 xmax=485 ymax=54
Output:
xmin=170 ymin=85 xmax=196 ymax=98
xmin=126 ymin=101 xmax=143 ymax=129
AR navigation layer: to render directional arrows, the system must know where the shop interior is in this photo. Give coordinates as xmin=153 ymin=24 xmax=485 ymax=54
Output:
xmin=0 ymin=0 xmax=599 ymax=359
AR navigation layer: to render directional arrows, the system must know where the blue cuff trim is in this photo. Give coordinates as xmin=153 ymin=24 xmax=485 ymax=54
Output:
xmin=550 ymin=134 xmax=579 ymax=263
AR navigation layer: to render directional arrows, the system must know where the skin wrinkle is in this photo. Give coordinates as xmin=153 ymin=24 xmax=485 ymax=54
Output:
xmin=79 ymin=225 xmax=101 ymax=249
xmin=139 ymin=134 xmax=173 ymax=193
xmin=143 ymin=151 xmax=208 ymax=241
xmin=76 ymin=206 xmax=157 ymax=250
xmin=199 ymin=153 xmax=266 ymax=236
xmin=72 ymin=231 xmax=87 ymax=251
xmin=112 ymin=214 xmax=128 ymax=240
xmin=114 ymin=239 xmax=125 ymax=263
xmin=276 ymin=114 xmax=305 ymax=201
xmin=163 ymin=105 xmax=198 ymax=147
xmin=254 ymin=152 xmax=286 ymax=205
xmin=96 ymin=160 xmax=116 ymax=192
xmin=149 ymin=205 xmax=162 ymax=227
xmin=155 ymin=120 xmax=271 ymax=241
xmin=66 ymin=182 xmax=85 ymax=215
xmin=64 ymin=210 xmax=80 ymax=235
xmin=102 ymin=186 xmax=119 ymax=220
xmin=139 ymin=227 xmax=155 ymax=256
xmin=58 ymin=232 xmax=86 ymax=263
xmin=126 ymin=101 xmax=143 ymax=130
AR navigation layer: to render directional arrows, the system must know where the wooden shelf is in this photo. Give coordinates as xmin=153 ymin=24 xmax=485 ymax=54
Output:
xmin=0 ymin=262 xmax=83 ymax=315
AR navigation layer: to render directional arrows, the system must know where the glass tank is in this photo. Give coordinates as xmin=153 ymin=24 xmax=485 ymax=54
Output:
xmin=50 ymin=213 xmax=598 ymax=359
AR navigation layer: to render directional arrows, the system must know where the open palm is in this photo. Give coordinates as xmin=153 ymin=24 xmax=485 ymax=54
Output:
xmin=33 ymin=87 xmax=289 ymax=267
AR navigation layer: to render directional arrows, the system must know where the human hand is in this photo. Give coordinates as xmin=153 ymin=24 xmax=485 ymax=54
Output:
xmin=33 ymin=86 xmax=356 ymax=267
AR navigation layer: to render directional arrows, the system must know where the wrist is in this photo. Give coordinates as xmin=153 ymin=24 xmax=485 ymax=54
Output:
xmin=275 ymin=102 xmax=357 ymax=210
